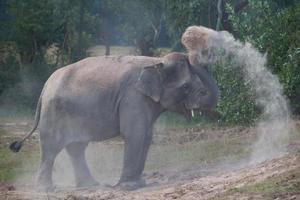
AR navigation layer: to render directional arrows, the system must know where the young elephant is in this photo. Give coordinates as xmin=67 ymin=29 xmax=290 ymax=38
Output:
xmin=10 ymin=52 xmax=219 ymax=191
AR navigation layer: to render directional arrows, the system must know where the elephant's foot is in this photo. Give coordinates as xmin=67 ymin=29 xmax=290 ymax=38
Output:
xmin=36 ymin=176 xmax=55 ymax=192
xmin=117 ymin=179 xmax=146 ymax=191
xmin=76 ymin=178 xmax=99 ymax=188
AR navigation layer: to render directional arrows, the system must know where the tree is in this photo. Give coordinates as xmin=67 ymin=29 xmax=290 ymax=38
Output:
xmin=94 ymin=0 xmax=119 ymax=56
xmin=0 ymin=0 xmax=102 ymax=108
xmin=115 ymin=0 xmax=165 ymax=56
xmin=216 ymin=0 xmax=223 ymax=31
xmin=8 ymin=0 xmax=60 ymax=64
xmin=52 ymin=0 xmax=100 ymax=64
xmin=228 ymin=0 xmax=300 ymax=113
xmin=164 ymin=0 xmax=220 ymax=49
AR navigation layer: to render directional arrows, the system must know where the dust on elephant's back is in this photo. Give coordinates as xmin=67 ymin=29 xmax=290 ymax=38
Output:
xmin=44 ymin=56 xmax=162 ymax=97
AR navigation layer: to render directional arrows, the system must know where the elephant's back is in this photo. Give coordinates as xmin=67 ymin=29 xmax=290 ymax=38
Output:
xmin=41 ymin=55 xmax=162 ymax=109
xmin=117 ymin=55 xmax=161 ymax=67
xmin=44 ymin=55 xmax=161 ymax=91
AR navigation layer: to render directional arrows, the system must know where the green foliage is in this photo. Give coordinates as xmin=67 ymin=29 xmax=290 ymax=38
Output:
xmin=52 ymin=0 xmax=102 ymax=62
xmin=279 ymin=48 xmax=300 ymax=113
xmin=0 ymin=0 xmax=103 ymax=108
xmin=0 ymin=129 xmax=39 ymax=182
xmin=8 ymin=0 xmax=59 ymax=63
xmin=114 ymin=0 xmax=165 ymax=55
xmin=164 ymin=0 xmax=218 ymax=49
xmin=229 ymin=0 xmax=300 ymax=113
xmin=0 ymin=44 xmax=20 ymax=95
xmin=272 ymin=5 xmax=300 ymax=113
xmin=225 ymin=166 xmax=300 ymax=200
xmin=212 ymin=60 xmax=258 ymax=124
xmin=0 ymin=0 xmax=299 ymax=124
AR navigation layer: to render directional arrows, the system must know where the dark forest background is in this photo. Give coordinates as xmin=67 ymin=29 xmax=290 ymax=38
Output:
xmin=0 ymin=0 xmax=299 ymax=124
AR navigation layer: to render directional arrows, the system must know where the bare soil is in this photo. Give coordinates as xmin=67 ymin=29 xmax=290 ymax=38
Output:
xmin=1 ymin=153 xmax=299 ymax=200
xmin=0 ymin=119 xmax=299 ymax=200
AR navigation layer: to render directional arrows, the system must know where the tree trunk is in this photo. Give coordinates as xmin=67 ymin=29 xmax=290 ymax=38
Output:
xmin=75 ymin=0 xmax=85 ymax=61
xmin=208 ymin=1 xmax=212 ymax=28
xmin=101 ymin=20 xmax=110 ymax=56
xmin=105 ymin=42 xmax=110 ymax=56
xmin=137 ymin=38 xmax=154 ymax=56
xmin=99 ymin=1 xmax=111 ymax=56
xmin=216 ymin=0 xmax=223 ymax=31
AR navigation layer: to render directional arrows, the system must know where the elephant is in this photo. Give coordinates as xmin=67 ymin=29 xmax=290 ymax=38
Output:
xmin=10 ymin=52 xmax=219 ymax=191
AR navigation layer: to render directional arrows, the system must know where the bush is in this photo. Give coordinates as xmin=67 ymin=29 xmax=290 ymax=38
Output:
xmin=0 ymin=44 xmax=20 ymax=96
xmin=0 ymin=44 xmax=55 ymax=113
xmin=272 ymin=4 xmax=300 ymax=113
xmin=212 ymin=59 xmax=258 ymax=125
xmin=229 ymin=0 xmax=300 ymax=114
xmin=279 ymin=48 xmax=300 ymax=113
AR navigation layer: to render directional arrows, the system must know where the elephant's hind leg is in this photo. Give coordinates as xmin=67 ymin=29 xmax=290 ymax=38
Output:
xmin=65 ymin=142 xmax=99 ymax=188
xmin=36 ymin=140 xmax=63 ymax=192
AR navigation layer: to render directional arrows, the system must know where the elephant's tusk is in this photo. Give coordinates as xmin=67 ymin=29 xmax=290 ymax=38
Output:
xmin=191 ymin=110 xmax=195 ymax=118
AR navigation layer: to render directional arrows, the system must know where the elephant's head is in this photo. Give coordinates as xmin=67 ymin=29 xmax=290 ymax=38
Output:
xmin=135 ymin=52 xmax=219 ymax=119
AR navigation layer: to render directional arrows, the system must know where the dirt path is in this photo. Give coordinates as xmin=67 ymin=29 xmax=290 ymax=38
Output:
xmin=1 ymin=120 xmax=299 ymax=199
xmin=0 ymin=153 xmax=298 ymax=200
xmin=65 ymin=153 xmax=300 ymax=200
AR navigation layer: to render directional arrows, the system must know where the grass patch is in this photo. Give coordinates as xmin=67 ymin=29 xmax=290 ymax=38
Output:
xmin=213 ymin=166 xmax=300 ymax=200
xmin=85 ymin=134 xmax=253 ymax=184
xmin=0 ymin=129 xmax=39 ymax=183
xmin=156 ymin=111 xmax=216 ymax=129
xmin=0 ymin=105 xmax=34 ymax=121
xmin=146 ymin=136 xmax=253 ymax=172
xmin=0 ymin=149 xmax=39 ymax=183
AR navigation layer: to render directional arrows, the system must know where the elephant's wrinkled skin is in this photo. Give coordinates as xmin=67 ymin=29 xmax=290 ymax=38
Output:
xmin=10 ymin=52 xmax=219 ymax=191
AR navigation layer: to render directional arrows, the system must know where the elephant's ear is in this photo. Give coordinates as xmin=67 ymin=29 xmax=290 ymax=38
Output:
xmin=135 ymin=63 xmax=163 ymax=102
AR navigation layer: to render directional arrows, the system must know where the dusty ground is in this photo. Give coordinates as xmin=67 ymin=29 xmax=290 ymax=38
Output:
xmin=1 ymin=153 xmax=299 ymax=200
xmin=65 ymin=154 xmax=300 ymax=200
xmin=0 ymin=119 xmax=299 ymax=200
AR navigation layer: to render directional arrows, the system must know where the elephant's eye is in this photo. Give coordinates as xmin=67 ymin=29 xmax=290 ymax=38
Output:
xmin=181 ymin=83 xmax=189 ymax=93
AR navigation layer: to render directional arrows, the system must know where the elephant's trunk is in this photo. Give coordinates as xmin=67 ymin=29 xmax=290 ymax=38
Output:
xmin=193 ymin=65 xmax=219 ymax=111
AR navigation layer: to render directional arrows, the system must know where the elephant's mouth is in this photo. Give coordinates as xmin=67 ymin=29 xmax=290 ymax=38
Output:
xmin=183 ymin=104 xmax=201 ymax=121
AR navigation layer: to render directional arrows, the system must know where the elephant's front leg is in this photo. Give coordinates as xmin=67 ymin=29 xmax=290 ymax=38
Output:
xmin=118 ymin=120 xmax=152 ymax=190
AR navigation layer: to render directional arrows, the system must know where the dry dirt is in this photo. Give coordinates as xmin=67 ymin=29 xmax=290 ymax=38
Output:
xmin=0 ymin=153 xmax=299 ymax=200
xmin=0 ymin=120 xmax=299 ymax=200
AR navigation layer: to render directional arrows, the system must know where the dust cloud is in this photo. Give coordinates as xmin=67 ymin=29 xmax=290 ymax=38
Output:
xmin=202 ymin=30 xmax=293 ymax=163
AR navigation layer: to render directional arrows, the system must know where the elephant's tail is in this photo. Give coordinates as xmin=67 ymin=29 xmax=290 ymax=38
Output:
xmin=9 ymin=89 xmax=43 ymax=153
